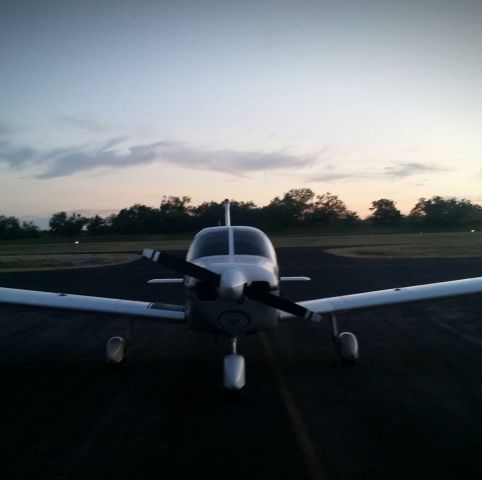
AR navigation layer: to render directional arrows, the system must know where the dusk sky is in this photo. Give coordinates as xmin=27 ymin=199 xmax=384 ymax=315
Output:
xmin=1 ymin=0 xmax=481 ymax=223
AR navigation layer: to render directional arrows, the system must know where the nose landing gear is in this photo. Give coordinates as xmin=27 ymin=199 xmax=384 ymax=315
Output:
xmin=223 ymin=337 xmax=246 ymax=390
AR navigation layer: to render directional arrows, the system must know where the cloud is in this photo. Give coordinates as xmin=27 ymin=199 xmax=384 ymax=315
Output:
xmin=383 ymin=162 xmax=450 ymax=178
xmin=0 ymin=137 xmax=316 ymax=179
xmin=308 ymin=171 xmax=371 ymax=182
xmin=0 ymin=120 xmax=13 ymax=137
xmin=0 ymin=119 xmax=38 ymax=168
xmin=0 ymin=145 xmax=38 ymax=169
xmin=0 ymin=135 xmax=38 ymax=169
xmin=154 ymin=143 xmax=316 ymax=175
xmin=0 ymin=119 xmax=18 ymax=140
xmin=59 ymin=116 xmax=111 ymax=132
xmin=1 ymin=133 xmax=453 ymax=184
xmin=36 ymin=141 xmax=161 ymax=179
xmin=307 ymin=161 xmax=451 ymax=183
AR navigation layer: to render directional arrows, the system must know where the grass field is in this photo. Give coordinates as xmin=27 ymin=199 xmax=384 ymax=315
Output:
xmin=0 ymin=232 xmax=480 ymax=271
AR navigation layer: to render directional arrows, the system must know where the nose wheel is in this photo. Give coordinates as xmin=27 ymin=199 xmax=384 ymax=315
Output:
xmin=223 ymin=337 xmax=246 ymax=390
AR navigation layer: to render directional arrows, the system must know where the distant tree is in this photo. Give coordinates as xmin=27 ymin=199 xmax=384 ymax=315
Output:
xmin=49 ymin=212 xmax=88 ymax=236
xmin=159 ymin=196 xmax=193 ymax=232
xmin=191 ymin=201 xmax=226 ymax=228
xmin=0 ymin=216 xmax=23 ymax=239
xmin=309 ymin=192 xmax=359 ymax=225
xmin=49 ymin=212 xmax=68 ymax=235
xmin=262 ymin=188 xmax=316 ymax=229
xmin=86 ymin=215 xmax=110 ymax=235
xmin=369 ymin=199 xmax=402 ymax=226
xmin=283 ymin=187 xmax=316 ymax=206
xmin=110 ymin=204 xmax=160 ymax=234
xmin=160 ymin=195 xmax=191 ymax=215
xmin=230 ymin=200 xmax=259 ymax=226
xmin=191 ymin=200 xmax=259 ymax=229
xmin=0 ymin=216 xmax=40 ymax=239
xmin=409 ymin=196 xmax=482 ymax=227
xmin=21 ymin=220 xmax=40 ymax=238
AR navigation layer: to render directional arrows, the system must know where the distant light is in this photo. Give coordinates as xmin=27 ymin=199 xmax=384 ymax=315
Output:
xmin=471 ymin=229 xmax=476 ymax=233
xmin=74 ymin=241 xmax=80 ymax=244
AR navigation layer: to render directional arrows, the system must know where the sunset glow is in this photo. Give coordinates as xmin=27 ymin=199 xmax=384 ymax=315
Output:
xmin=1 ymin=1 xmax=481 ymax=223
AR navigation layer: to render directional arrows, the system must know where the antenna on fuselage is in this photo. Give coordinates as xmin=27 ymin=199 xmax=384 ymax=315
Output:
xmin=223 ymin=199 xmax=231 ymax=227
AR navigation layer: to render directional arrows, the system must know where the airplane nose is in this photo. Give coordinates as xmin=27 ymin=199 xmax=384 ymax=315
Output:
xmin=219 ymin=269 xmax=247 ymax=301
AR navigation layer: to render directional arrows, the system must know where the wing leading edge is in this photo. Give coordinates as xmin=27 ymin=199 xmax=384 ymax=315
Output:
xmin=279 ymin=276 xmax=482 ymax=320
xmin=0 ymin=287 xmax=186 ymax=323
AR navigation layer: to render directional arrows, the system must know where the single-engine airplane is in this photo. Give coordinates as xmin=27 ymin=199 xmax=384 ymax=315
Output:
xmin=0 ymin=201 xmax=481 ymax=390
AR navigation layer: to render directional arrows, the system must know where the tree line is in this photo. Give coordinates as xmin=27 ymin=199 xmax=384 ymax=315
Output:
xmin=1 ymin=189 xmax=481 ymax=239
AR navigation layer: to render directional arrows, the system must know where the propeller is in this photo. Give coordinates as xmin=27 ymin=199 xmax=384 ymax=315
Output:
xmin=244 ymin=285 xmax=321 ymax=322
xmin=142 ymin=249 xmax=322 ymax=323
xmin=143 ymin=249 xmax=221 ymax=284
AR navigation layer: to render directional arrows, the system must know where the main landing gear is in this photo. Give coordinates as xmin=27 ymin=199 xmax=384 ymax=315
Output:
xmin=105 ymin=320 xmax=134 ymax=364
xmin=223 ymin=337 xmax=246 ymax=390
xmin=105 ymin=336 xmax=126 ymax=363
xmin=330 ymin=313 xmax=359 ymax=364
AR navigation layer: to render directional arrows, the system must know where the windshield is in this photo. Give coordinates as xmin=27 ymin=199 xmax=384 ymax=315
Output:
xmin=187 ymin=229 xmax=229 ymax=260
xmin=233 ymin=228 xmax=276 ymax=260
xmin=187 ymin=227 xmax=276 ymax=261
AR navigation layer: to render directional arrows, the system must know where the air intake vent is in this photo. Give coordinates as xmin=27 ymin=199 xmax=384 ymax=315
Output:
xmin=194 ymin=282 xmax=218 ymax=301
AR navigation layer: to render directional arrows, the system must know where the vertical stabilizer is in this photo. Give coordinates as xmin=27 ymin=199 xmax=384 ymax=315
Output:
xmin=223 ymin=199 xmax=231 ymax=227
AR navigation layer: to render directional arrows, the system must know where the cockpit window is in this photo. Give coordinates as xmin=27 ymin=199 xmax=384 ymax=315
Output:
xmin=188 ymin=230 xmax=229 ymax=259
xmin=233 ymin=228 xmax=275 ymax=260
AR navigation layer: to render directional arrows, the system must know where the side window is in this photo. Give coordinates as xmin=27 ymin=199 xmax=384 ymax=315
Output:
xmin=188 ymin=230 xmax=229 ymax=259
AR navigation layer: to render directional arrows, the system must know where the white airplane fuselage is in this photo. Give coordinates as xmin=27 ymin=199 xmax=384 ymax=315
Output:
xmin=182 ymin=225 xmax=281 ymax=335
xmin=185 ymin=255 xmax=280 ymax=335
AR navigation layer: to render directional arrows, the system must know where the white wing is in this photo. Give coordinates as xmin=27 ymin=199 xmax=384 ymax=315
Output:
xmin=0 ymin=287 xmax=185 ymax=323
xmin=279 ymin=276 xmax=482 ymax=319
xmin=280 ymin=276 xmax=311 ymax=282
xmin=147 ymin=278 xmax=184 ymax=284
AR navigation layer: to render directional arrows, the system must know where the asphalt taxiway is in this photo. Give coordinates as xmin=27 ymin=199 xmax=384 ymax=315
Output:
xmin=1 ymin=247 xmax=482 ymax=480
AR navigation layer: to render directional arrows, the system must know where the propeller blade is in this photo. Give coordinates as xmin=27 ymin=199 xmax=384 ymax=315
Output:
xmin=142 ymin=249 xmax=320 ymax=321
xmin=245 ymin=287 xmax=322 ymax=322
xmin=142 ymin=249 xmax=221 ymax=285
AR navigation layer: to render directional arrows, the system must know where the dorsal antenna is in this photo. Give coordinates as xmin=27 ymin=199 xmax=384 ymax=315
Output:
xmin=223 ymin=199 xmax=231 ymax=227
